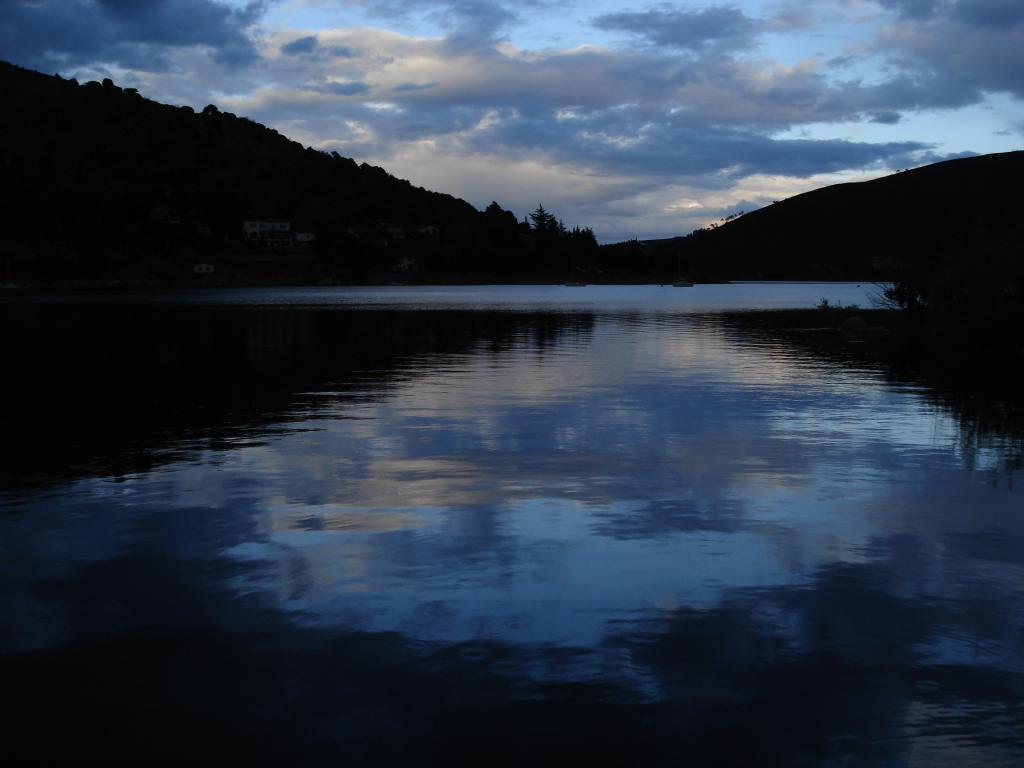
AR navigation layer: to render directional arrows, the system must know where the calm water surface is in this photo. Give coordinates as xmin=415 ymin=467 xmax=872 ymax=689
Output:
xmin=2 ymin=285 xmax=1022 ymax=765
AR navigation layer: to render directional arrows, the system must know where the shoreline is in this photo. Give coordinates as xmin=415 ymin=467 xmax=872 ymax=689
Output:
xmin=1 ymin=276 xmax=886 ymax=292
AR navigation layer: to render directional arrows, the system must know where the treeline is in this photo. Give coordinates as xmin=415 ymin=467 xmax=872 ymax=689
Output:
xmin=481 ymin=203 xmax=598 ymax=275
xmin=0 ymin=61 xmax=600 ymax=284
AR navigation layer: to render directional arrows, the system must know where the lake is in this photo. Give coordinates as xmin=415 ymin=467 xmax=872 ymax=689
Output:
xmin=2 ymin=284 xmax=1022 ymax=765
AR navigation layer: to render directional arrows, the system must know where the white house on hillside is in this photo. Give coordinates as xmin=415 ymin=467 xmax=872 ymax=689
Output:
xmin=241 ymin=220 xmax=314 ymax=250
xmin=243 ymin=220 xmax=291 ymax=239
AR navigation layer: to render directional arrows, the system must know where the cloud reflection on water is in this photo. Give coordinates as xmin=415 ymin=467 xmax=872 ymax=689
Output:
xmin=2 ymin=292 xmax=1023 ymax=764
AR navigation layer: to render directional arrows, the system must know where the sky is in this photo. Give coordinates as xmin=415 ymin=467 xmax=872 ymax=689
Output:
xmin=3 ymin=0 xmax=1023 ymax=240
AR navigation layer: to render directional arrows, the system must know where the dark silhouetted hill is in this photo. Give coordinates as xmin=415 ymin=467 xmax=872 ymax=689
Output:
xmin=0 ymin=61 xmax=594 ymax=284
xmin=662 ymin=151 xmax=1023 ymax=354
xmin=657 ymin=151 xmax=1024 ymax=282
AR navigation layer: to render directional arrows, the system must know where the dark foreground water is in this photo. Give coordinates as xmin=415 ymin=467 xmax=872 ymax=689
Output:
xmin=2 ymin=285 xmax=1022 ymax=766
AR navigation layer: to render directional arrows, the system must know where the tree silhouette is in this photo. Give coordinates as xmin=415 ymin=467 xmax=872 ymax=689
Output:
xmin=529 ymin=204 xmax=558 ymax=235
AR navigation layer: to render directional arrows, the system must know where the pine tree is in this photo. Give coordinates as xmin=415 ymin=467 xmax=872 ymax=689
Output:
xmin=529 ymin=204 xmax=558 ymax=234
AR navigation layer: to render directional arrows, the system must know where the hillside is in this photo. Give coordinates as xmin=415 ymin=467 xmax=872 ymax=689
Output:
xmin=0 ymin=61 xmax=593 ymax=284
xmin=662 ymin=150 xmax=1023 ymax=352
xmin=660 ymin=151 xmax=1024 ymax=281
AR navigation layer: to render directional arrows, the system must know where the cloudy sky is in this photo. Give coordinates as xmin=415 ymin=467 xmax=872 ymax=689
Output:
xmin=4 ymin=0 xmax=1023 ymax=239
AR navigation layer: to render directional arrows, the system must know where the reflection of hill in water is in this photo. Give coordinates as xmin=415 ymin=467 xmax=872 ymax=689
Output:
xmin=0 ymin=304 xmax=594 ymax=489
xmin=3 ymin=303 xmax=1021 ymax=490
xmin=704 ymin=311 xmax=1024 ymax=481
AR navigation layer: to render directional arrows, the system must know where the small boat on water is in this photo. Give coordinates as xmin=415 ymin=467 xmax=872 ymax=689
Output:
xmin=564 ymin=281 xmax=587 ymax=287
xmin=672 ymin=281 xmax=694 ymax=287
